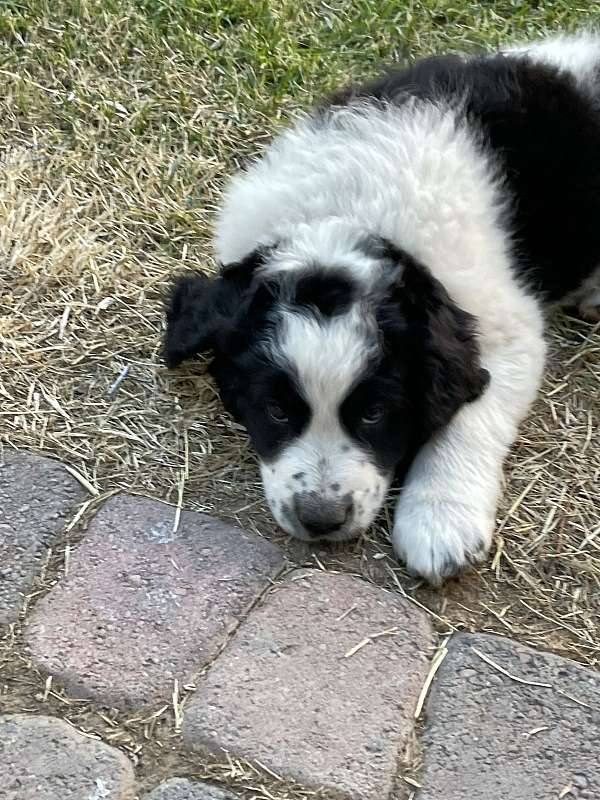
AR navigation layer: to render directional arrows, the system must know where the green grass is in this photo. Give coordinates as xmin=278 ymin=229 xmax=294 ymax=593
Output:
xmin=1 ymin=0 xmax=597 ymax=258
xmin=1 ymin=1 xmax=598 ymax=144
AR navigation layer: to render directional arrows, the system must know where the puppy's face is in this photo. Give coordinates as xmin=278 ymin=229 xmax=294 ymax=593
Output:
xmin=164 ymin=237 xmax=488 ymax=542
xmin=213 ymin=305 xmax=408 ymax=541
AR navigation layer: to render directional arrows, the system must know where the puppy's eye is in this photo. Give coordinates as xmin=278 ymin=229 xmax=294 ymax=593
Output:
xmin=266 ymin=401 xmax=289 ymax=424
xmin=361 ymin=405 xmax=385 ymax=425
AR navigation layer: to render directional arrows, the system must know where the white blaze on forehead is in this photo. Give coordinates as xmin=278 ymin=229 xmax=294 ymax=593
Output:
xmin=274 ymin=305 xmax=379 ymax=414
xmin=260 ymin=218 xmax=388 ymax=290
xmin=262 ymin=305 xmax=389 ymax=542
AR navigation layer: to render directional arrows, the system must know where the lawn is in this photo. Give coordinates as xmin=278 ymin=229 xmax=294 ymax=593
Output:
xmin=1 ymin=0 xmax=599 ymax=793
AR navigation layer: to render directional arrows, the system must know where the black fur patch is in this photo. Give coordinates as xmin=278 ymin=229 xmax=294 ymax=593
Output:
xmin=328 ymin=53 xmax=600 ymax=301
xmin=211 ymin=351 xmax=310 ymax=461
xmin=341 ymin=243 xmax=489 ymax=471
xmin=163 ymin=247 xmax=272 ymax=367
xmin=293 ymin=269 xmax=356 ymax=316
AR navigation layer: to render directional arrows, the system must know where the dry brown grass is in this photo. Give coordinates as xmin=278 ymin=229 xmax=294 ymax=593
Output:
xmin=0 ymin=2 xmax=599 ymax=796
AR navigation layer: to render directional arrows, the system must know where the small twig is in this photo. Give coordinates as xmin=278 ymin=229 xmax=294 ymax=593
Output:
xmin=311 ymin=552 xmax=326 ymax=571
xmin=414 ymin=639 xmax=450 ymax=719
xmin=472 ymin=647 xmax=551 ymax=688
xmin=108 ymin=364 xmax=130 ymax=396
xmin=173 ymin=470 xmax=185 ymax=534
xmin=472 ymin=647 xmax=597 ymax=712
xmin=344 ymin=637 xmax=371 ymax=658
xmin=254 ymin=760 xmax=284 ymax=781
xmin=172 ymin=680 xmax=183 ymax=732
xmin=343 ymin=627 xmax=399 ymax=658
xmin=554 ymin=688 xmax=594 ymax=710
xmin=336 ymin=603 xmax=358 ymax=622
xmin=523 ymin=726 xmax=548 ymax=738
xmin=62 ymin=464 xmax=99 ymax=496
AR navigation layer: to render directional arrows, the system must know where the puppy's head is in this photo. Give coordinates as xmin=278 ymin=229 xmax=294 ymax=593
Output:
xmin=164 ymin=235 xmax=489 ymax=541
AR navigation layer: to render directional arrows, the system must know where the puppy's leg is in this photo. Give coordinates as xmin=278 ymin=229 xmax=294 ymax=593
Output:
xmin=392 ymin=317 xmax=546 ymax=584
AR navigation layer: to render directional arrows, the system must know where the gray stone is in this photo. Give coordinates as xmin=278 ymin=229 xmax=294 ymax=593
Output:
xmin=183 ymin=569 xmax=434 ymax=800
xmin=0 ymin=714 xmax=135 ymax=799
xmin=0 ymin=452 xmax=87 ymax=625
xmin=418 ymin=633 xmax=600 ymax=799
xmin=145 ymin=778 xmax=238 ymax=799
xmin=25 ymin=494 xmax=285 ymax=707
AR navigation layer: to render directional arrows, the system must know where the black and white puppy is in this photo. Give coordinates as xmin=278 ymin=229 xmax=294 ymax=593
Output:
xmin=164 ymin=33 xmax=600 ymax=584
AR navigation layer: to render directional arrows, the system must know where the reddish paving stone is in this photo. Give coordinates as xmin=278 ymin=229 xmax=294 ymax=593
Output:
xmin=418 ymin=633 xmax=600 ymax=799
xmin=145 ymin=779 xmax=238 ymax=799
xmin=0 ymin=714 xmax=136 ymax=799
xmin=183 ymin=570 xmax=434 ymax=800
xmin=25 ymin=494 xmax=285 ymax=708
xmin=0 ymin=451 xmax=87 ymax=625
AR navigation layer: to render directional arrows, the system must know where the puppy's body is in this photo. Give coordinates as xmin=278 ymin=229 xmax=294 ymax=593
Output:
xmin=165 ymin=34 xmax=600 ymax=583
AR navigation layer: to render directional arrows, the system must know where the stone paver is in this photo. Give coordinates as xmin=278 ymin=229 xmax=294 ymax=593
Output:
xmin=145 ymin=778 xmax=239 ymax=800
xmin=183 ymin=569 xmax=434 ymax=800
xmin=417 ymin=633 xmax=600 ymax=799
xmin=11 ymin=448 xmax=599 ymax=799
xmin=0 ymin=714 xmax=136 ymax=799
xmin=25 ymin=494 xmax=285 ymax=708
xmin=0 ymin=452 xmax=87 ymax=625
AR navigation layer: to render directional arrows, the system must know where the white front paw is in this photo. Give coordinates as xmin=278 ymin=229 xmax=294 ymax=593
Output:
xmin=392 ymin=494 xmax=495 ymax=585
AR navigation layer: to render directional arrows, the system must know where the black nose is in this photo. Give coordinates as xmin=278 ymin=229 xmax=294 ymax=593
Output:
xmin=294 ymin=493 xmax=353 ymax=538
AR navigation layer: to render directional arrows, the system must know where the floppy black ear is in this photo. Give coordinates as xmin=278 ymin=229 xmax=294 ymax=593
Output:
xmin=379 ymin=240 xmax=490 ymax=435
xmin=408 ymin=271 xmax=490 ymax=433
xmin=163 ymin=249 xmax=268 ymax=368
xmin=164 ymin=272 xmax=218 ymax=367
